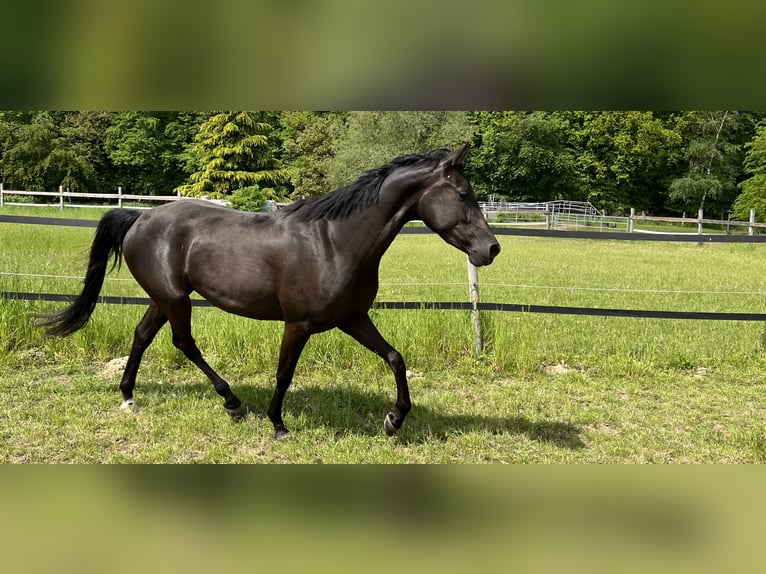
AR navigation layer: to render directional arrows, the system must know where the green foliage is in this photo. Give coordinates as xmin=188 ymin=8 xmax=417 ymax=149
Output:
xmin=228 ymin=185 xmax=280 ymax=212
xmin=733 ymin=120 xmax=766 ymax=221
xmin=566 ymin=111 xmax=684 ymax=213
xmin=326 ymin=111 xmax=473 ymax=189
xmin=469 ymin=111 xmax=685 ymax=212
xmin=279 ymin=111 xmax=345 ymax=198
xmin=104 ymin=111 xmax=207 ymax=195
xmin=668 ymin=111 xmax=745 ymax=214
xmin=469 ymin=111 xmax=578 ymax=201
xmin=175 ymin=112 xmax=289 ymax=199
xmin=0 ymin=111 xmax=96 ymax=192
xmin=2 ymin=110 xmax=766 ymax=218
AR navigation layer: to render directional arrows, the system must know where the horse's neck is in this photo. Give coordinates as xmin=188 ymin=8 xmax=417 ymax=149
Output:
xmin=338 ymin=178 xmax=422 ymax=263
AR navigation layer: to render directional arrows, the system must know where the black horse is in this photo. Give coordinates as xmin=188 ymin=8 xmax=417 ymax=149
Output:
xmin=40 ymin=143 xmax=500 ymax=439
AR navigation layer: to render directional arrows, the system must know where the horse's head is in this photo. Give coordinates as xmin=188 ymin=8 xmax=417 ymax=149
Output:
xmin=416 ymin=143 xmax=500 ymax=267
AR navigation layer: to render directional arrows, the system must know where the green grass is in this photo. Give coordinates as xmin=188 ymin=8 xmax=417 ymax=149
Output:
xmin=3 ymin=207 xmax=766 ymax=462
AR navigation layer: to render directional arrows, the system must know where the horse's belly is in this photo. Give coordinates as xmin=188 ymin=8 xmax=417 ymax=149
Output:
xmin=194 ymin=285 xmax=284 ymax=321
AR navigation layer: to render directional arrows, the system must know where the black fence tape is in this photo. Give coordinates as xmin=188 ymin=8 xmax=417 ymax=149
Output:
xmin=3 ymin=214 xmax=766 ymax=242
xmin=3 ymin=291 xmax=765 ymax=322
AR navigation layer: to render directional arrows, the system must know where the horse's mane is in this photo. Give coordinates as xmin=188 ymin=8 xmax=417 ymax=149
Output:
xmin=281 ymin=148 xmax=450 ymax=222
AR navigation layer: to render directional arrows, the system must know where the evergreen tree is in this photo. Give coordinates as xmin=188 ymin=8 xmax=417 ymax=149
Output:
xmin=175 ymin=111 xmax=289 ymax=200
xmin=279 ymin=111 xmax=345 ymax=198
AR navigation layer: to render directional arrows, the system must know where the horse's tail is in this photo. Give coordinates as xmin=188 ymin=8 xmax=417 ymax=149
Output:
xmin=38 ymin=209 xmax=142 ymax=337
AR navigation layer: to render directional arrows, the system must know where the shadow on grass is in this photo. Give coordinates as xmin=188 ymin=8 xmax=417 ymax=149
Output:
xmin=143 ymin=380 xmax=585 ymax=450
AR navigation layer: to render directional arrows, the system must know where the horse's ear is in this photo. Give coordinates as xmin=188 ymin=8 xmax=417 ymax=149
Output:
xmin=443 ymin=142 xmax=471 ymax=167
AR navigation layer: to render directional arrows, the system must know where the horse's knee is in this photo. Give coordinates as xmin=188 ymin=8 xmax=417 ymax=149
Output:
xmin=173 ymin=336 xmax=200 ymax=360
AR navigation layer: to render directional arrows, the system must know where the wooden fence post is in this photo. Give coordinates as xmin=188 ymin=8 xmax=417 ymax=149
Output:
xmin=0 ymin=183 xmax=4 ymax=208
xmin=628 ymin=207 xmax=635 ymax=233
xmin=118 ymin=186 xmax=123 ymax=208
xmin=467 ymin=257 xmax=483 ymax=356
xmin=750 ymin=209 xmax=756 ymax=236
xmin=59 ymin=186 xmax=64 ymax=209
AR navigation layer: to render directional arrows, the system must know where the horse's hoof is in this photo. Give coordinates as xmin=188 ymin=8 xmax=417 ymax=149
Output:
xmin=274 ymin=425 xmax=290 ymax=441
xmin=225 ymin=404 xmax=246 ymax=420
xmin=119 ymin=399 xmax=138 ymax=413
xmin=384 ymin=412 xmax=399 ymax=436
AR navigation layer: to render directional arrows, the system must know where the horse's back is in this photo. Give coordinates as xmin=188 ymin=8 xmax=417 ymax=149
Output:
xmin=123 ymin=200 xmax=286 ymax=319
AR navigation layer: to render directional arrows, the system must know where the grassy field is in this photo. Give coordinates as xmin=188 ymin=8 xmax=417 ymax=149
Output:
xmin=2 ymin=205 xmax=766 ymax=462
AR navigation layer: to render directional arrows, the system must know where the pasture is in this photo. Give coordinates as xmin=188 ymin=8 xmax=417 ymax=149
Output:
xmin=2 ymin=205 xmax=766 ymax=462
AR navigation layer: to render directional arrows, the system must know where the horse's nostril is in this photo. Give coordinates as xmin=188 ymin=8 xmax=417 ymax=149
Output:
xmin=489 ymin=242 xmax=501 ymax=259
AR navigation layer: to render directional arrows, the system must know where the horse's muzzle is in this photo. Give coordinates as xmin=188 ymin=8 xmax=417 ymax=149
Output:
xmin=469 ymin=240 xmax=501 ymax=267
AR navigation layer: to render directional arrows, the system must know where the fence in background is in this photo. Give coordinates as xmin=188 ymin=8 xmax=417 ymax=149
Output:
xmin=480 ymin=200 xmax=766 ymax=236
xmin=3 ymin=188 xmax=765 ymax=236
xmin=0 ymin=184 xmax=181 ymax=210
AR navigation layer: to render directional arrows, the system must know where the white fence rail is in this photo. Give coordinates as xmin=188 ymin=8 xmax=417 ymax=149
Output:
xmin=480 ymin=201 xmax=766 ymax=236
xmin=479 ymin=200 xmax=602 ymax=218
xmin=0 ymin=184 xmax=181 ymax=209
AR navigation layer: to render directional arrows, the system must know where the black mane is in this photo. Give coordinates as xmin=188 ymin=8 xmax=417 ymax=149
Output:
xmin=281 ymin=149 xmax=449 ymax=222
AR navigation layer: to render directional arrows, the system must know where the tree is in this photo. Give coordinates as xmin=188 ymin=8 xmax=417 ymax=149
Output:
xmin=668 ymin=111 xmax=744 ymax=215
xmin=468 ymin=111 xmax=578 ymax=201
xmin=279 ymin=111 xmax=345 ymax=198
xmin=326 ymin=111 xmax=473 ymax=189
xmin=0 ymin=111 xmax=96 ymax=192
xmin=59 ymin=111 xmax=116 ymax=193
xmin=105 ymin=111 xmax=205 ymax=195
xmin=732 ymin=120 xmax=766 ymax=222
xmin=175 ymin=111 xmax=289 ymax=200
xmin=566 ymin=111 xmax=684 ymax=214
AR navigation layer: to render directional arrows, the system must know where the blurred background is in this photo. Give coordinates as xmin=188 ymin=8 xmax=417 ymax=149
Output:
xmin=1 ymin=0 xmax=764 ymax=109
xmin=1 ymin=465 xmax=765 ymax=573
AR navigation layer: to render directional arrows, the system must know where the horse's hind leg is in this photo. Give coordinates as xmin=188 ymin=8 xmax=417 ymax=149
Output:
xmin=119 ymin=303 xmax=167 ymax=412
xmin=267 ymin=322 xmax=311 ymax=440
xmin=164 ymin=297 xmax=245 ymax=418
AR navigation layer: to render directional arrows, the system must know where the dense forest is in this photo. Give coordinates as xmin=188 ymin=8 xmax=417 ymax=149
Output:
xmin=2 ymin=111 xmax=766 ymax=220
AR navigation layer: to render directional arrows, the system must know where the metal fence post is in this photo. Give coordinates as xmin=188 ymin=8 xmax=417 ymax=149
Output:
xmin=467 ymin=257 xmax=483 ymax=356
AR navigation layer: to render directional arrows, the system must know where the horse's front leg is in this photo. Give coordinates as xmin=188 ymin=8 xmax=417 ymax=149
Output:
xmin=339 ymin=314 xmax=411 ymax=435
xmin=268 ymin=321 xmax=311 ymax=440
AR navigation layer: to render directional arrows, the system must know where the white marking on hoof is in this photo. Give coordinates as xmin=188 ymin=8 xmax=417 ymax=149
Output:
xmin=384 ymin=413 xmax=398 ymax=436
xmin=119 ymin=399 xmax=138 ymax=413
